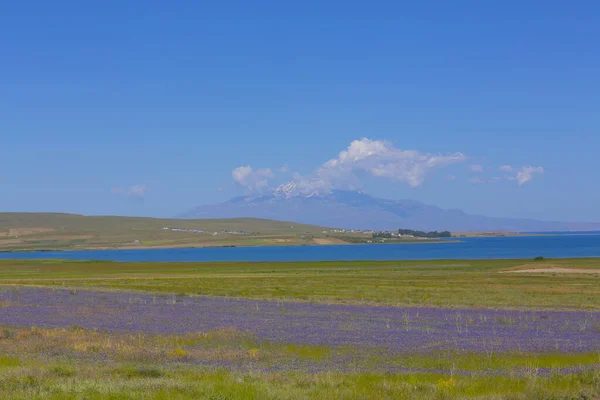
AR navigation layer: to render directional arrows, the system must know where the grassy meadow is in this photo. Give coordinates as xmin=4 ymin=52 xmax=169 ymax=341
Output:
xmin=0 ymin=213 xmax=458 ymax=252
xmin=0 ymin=325 xmax=598 ymax=400
xmin=1 ymin=258 xmax=599 ymax=309
xmin=0 ymin=258 xmax=599 ymax=399
xmin=0 ymin=213 xmax=342 ymax=251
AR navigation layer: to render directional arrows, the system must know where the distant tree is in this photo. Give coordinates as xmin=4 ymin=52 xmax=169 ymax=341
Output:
xmin=397 ymin=229 xmax=451 ymax=238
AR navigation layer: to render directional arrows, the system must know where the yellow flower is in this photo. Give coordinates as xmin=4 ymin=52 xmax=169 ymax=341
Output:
xmin=437 ymin=377 xmax=456 ymax=390
xmin=172 ymin=348 xmax=187 ymax=357
xmin=74 ymin=342 xmax=89 ymax=352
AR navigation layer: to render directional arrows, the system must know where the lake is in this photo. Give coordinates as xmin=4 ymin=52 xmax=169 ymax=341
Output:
xmin=1 ymin=234 xmax=600 ymax=261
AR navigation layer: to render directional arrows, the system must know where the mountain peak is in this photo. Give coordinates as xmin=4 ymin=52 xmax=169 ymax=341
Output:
xmin=270 ymin=181 xmax=337 ymax=200
xmin=271 ymin=182 xmax=299 ymax=199
xmin=178 ymin=186 xmax=600 ymax=232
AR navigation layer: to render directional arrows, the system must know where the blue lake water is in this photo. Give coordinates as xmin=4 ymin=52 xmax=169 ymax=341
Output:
xmin=1 ymin=234 xmax=600 ymax=262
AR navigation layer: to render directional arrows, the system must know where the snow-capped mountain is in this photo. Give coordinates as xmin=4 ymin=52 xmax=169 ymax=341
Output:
xmin=179 ymin=182 xmax=600 ymax=232
xmin=271 ymin=182 xmax=300 ymax=200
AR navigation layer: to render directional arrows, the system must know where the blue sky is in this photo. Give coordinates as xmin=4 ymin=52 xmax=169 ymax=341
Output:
xmin=1 ymin=1 xmax=599 ymax=221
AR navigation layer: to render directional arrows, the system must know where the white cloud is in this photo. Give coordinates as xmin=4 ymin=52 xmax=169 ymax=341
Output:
xmin=295 ymin=138 xmax=466 ymax=192
xmin=278 ymin=163 xmax=290 ymax=173
xmin=498 ymin=165 xmax=544 ymax=185
xmin=128 ymin=184 xmax=148 ymax=198
xmin=229 ymin=139 xmax=545 ymax=194
xmin=516 ymin=166 xmax=544 ymax=185
xmin=497 ymin=165 xmax=545 ymax=185
xmin=111 ymin=184 xmax=149 ymax=200
xmin=232 ymin=165 xmax=274 ymax=192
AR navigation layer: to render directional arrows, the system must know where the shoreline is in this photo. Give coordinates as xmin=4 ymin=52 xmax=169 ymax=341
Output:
xmin=0 ymin=238 xmax=462 ymax=254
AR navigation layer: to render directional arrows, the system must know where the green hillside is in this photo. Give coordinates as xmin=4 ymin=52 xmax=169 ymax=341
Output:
xmin=0 ymin=213 xmax=341 ymax=251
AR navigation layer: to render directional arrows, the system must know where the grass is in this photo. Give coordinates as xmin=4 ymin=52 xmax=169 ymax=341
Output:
xmin=1 ymin=258 xmax=599 ymax=398
xmin=0 ymin=366 xmax=597 ymax=399
xmin=1 ymin=258 xmax=599 ymax=309
xmin=0 ymin=326 xmax=598 ymax=399
xmin=0 ymin=213 xmax=340 ymax=251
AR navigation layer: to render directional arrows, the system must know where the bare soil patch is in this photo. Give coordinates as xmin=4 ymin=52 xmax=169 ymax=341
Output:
xmin=502 ymin=267 xmax=600 ymax=274
xmin=312 ymin=238 xmax=349 ymax=245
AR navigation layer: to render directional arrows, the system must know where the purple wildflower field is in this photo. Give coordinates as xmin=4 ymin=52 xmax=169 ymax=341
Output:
xmin=1 ymin=287 xmax=599 ymax=355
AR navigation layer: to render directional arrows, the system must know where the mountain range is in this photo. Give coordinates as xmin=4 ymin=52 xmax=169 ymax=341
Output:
xmin=179 ymin=182 xmax=600 ymax=232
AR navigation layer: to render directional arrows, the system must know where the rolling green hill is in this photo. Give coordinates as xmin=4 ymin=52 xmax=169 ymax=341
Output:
xmin=0 ymin=213 xmax=341 ymax=251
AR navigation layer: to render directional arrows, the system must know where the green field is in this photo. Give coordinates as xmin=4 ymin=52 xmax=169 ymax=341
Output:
xmin=0 ymin=213 xmax=461 ymax=252
xmin=0 ymin=213 xmax=345 ymax=251
xmin=1 ymin=258 xmax=599 ymax=399
xmin=0 ymin=326 xmax=597 ymax=400
xmin=1 ymin=258 xmax=599 ymax=309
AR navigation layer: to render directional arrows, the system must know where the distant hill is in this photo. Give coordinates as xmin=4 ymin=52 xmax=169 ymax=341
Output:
xmin=0 ymin=213 xmax=331 ymax=251
xmin=180 ymin=182 xmax=600 ymax=232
